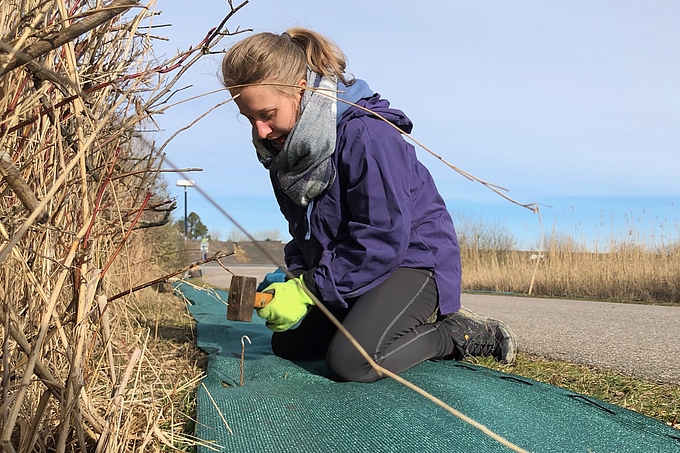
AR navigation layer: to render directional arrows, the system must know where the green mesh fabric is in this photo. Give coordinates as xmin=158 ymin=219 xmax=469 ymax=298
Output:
xmin=178 ymin=283 xmax=680 ymax=453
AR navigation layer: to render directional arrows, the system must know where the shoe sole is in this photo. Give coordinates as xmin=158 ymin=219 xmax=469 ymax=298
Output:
xmin=457 ymin=307 xmax=518 ymax=364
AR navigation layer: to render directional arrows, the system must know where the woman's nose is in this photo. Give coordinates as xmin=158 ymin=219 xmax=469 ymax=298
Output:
xmin=254 ymin=121 xmax=271 ymax=139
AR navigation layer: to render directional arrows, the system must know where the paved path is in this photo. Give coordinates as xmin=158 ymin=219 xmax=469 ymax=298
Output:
xmin=463 ymin=293 xmax=680 ymax=384
xmin=197 ymin=264 xmax=680 ymax=384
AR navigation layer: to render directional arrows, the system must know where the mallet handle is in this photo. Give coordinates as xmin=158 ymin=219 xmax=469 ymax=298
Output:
xmin=254 ymin=292 xmax=274 ymax=309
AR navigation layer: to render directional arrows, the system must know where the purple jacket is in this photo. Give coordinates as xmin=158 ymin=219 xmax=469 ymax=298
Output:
xmin=271 ymin=94 xmax=462 ymax=315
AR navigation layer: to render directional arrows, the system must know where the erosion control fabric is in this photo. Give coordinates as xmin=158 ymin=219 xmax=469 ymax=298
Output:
xmin=177 ymin=283 xmax=680 ymax=453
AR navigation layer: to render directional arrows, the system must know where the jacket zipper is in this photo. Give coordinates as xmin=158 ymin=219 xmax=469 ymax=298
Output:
xmin=304 ymin=199 xmax=314 ymax=240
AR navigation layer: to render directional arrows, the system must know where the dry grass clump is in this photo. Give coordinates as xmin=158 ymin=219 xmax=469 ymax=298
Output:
xmin=458 ymin=216 xmax=680 ymax=304
xmin=0 ymin=0 xmax=248 ymax=451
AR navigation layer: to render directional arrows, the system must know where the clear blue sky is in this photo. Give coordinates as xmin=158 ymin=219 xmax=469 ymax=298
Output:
xmin=151 ymin=0 xmax=679 ymax=249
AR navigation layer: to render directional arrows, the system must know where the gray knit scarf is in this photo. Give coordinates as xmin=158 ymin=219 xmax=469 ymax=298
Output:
xmin=253 ymin=69 xmax=337 ymax=207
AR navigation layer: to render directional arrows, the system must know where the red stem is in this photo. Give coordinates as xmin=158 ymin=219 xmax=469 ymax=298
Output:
xmin=1 ymin=75 xmax=30 ymax=122
xmin=82 ymin=147 xmax=120 ymax=249
xmin=99 ymin=189 xmax=153 ymax=279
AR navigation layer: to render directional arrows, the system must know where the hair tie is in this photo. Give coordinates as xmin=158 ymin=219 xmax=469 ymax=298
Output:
xmin=281 ymin=31 xmax=291 ymax=39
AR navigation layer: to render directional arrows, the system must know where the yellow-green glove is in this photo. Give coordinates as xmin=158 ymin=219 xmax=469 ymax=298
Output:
xmin=257 ymin=275 xmax=315 ymax=332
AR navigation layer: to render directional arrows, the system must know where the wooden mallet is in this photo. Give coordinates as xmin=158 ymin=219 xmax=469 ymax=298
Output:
xmin=227 ymin=275 xmax=274 ymax=322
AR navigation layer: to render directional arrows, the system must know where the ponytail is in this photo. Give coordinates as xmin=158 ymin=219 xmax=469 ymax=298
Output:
xmin=221 ymin=27 xmax=352 ymax=94
xmin=285 ymin=28 xmax=352 ymax=86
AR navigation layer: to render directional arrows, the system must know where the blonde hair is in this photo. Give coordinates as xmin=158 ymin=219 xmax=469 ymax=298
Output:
xmin=221 ymin=27 xmax=352 ymax=94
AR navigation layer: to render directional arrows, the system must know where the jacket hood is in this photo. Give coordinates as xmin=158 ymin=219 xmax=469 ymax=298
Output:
xmin=336 ymin=78 xmax=373 ymax=121
xmin=339 ymin=92 xmax=414 ymax=135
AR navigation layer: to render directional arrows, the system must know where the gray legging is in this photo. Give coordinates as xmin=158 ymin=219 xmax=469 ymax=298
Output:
xmin=271 ymin=268 xmax=456 ymax=382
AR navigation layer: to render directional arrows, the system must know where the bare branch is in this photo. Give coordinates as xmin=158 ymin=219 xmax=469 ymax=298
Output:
xmin=111 ymin=167 xmax=203 ymax=181
xmin=0 ymin=0 xmax=141 ymax=76
xmin=106 ymin=252 xmax=233 ymax=302
xmin=0 ymin=151 xmax=48 ymax=223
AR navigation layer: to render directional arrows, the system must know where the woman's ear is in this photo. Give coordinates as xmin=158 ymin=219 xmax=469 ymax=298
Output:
xmin=298 ymin=77 xmax=307 ymax=96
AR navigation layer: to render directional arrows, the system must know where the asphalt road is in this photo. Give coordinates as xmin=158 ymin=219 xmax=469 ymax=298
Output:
xmin=463 ymin=293 xmax=680 ymax=384
xmin=198 ymin=264 xmax=680 ymax=384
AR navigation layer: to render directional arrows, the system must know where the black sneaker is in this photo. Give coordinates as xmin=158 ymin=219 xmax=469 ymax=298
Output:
xmin=441 ymin=307 xmax=518 ymax=364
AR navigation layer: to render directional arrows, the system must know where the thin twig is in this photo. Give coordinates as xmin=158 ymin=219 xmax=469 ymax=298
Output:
xmin=156 ymin=98 xmax=237 ymax=156
xmin=97 ymin=295 xmax=117 ymax=385
xmin=95 ymin=347 xmax=142 ymax=453
xmin=319 ymin=87 xmax=542 ymax=213
xmin=110 ymin=167 xmax=203 ymax=181
xmin=0 ymin=39 xmax=80 ymax=95
xmin=106 ymin=251 xmax=233 ymax=303
xmin=528 ymin=209 xmax=545 ymax=295
xmin=0 ymin=150 xmax=48 ymax=223
xmin=203 ymin=0 xmax=252 ymax=49
xmin=201 ymin=383 xmax=233 ymax=436
xmin=215 ymin=259 xmax=237 ymax=276
xmin=99 ymin=190 xmax=153 ymax=279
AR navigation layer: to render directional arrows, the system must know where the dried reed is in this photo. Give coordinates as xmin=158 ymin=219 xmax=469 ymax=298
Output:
xmin=0 ymin=0 xmax=249 ymax=451
xmin=457 ymin=215 xmax=680 ymax=304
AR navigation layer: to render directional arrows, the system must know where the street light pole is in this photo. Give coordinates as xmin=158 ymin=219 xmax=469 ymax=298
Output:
xmin=175 ymin=179 xmax=195 ymax=240
xmin=183 ymin=186 xmax=188 ymax=237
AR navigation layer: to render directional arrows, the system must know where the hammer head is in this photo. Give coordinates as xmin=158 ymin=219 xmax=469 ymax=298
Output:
xmin=227 ymin=275 xmax=257 ymax=322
